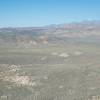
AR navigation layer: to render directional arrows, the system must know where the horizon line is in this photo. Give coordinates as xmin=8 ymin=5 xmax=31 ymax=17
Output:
xmin=0 ymin=19 xmax=100 ymax=28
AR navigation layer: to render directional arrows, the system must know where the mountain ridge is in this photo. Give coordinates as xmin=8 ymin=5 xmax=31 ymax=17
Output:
xmin=0 ymin=20 xmax=100 ymax=45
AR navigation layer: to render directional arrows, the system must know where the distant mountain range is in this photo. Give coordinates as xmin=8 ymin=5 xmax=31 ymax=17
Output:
xmin=0 ymin=20 xmax=100 ymax=45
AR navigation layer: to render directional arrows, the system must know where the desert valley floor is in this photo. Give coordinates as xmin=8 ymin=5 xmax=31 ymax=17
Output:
xmin=0 ymin=43 xmax=100 ymax=100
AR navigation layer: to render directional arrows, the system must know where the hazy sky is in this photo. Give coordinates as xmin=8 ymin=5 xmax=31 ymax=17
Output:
xmin=0 ymin=0 xmax=100 ymax=27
